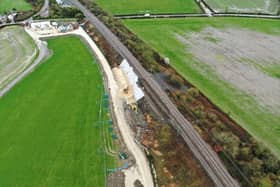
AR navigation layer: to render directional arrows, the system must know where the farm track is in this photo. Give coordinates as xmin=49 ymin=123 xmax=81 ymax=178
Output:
xmin=66 ymin=0 xmax=240 ymax=186
xmin=34 ymin=0 xmax=49 ymax=18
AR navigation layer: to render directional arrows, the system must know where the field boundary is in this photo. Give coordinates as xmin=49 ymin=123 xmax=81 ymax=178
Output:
xmin=115 ymin=13 xmax=208 ymax=19
xmin=115 ymin=13 xmax=280 ymax=19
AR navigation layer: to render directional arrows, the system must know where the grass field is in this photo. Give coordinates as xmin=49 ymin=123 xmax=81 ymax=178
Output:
xmin=0 ymin=36 xmax=115 ymax=186
xmin=204 ymin=0 xmax=280 ymax=14
xmin=94 ymin=0 xmax=201 ymax=14
xmin=124 ymin=17 xmax=280 ymax=157
xmin=0 ymin=26 xmax=37 ymax=90
xmin=0 ymin=0 xmax=32 ymax=13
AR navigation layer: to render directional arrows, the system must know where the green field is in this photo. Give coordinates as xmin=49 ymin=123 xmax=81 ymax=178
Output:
xmin=0 ymin=26 xmax=37 ymax=90
xmin=204 ymin=0 xmax=279 ymax=14
xmin=0 ymin=36 xmax=115 ymax=186
xmin=94 ymin=0 xmax=201 ymax=14
xmin=124 ymin=18 xmax=280 ymax=157
xmin=0 ymin=0 xmax=32 ymax=13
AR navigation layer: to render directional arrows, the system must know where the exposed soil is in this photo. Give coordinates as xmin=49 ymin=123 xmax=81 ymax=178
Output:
xmin=107 ymin=171 xmax=125 ymax=187
xmin=176 ymin=27 xmax=280 ymax=111
xmin=139 ymin=98 xmax=214 ymax=187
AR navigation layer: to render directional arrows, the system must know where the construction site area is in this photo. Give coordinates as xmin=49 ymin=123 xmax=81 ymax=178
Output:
xmin=84 ymin=21 xmax=220 ymax=187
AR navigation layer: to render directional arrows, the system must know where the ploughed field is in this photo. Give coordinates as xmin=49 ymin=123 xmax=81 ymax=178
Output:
xmin=0 ymin=36 xmax=114 ymax=186
xmin=124 ymin=17 xmax=280 ymax=157
xmin=93 ymin=0 xmax=201 ymax=14
xmin=0 ymin=0 xmax=32 ymax=13
xmin=0 ymin=26 xmax=37 ymax=90
xmin=204 ymin=0 xmax=280 ymax=14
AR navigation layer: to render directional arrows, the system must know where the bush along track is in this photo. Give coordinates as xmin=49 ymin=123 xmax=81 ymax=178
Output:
xmin=76 ymin=0 xmax=280 ymax=186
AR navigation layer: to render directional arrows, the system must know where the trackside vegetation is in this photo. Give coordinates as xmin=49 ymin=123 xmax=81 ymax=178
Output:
xmin=0 ymin=36 xmax=115 ymax=186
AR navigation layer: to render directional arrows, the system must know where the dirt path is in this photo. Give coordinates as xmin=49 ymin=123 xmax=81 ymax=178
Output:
xmin=197 ymin=0 xmax=213 ymax=16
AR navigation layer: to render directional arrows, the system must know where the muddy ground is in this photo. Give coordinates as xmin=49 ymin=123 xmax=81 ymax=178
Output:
xmin=176 ymin=27 xmax=280 ymax=111
xmin=204 ymin=0 xmax=279 ymax=14
xmin=0 ymin=26 xmax=37 ymax=89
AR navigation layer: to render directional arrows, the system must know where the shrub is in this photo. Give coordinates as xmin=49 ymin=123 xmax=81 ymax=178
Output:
xmin=167 ymin=74 xmax=182 ymax=88
xmin=207 ymin=112 xmax=218 ymax=122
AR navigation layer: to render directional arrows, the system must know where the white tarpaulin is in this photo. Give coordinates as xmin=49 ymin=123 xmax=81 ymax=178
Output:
xmin=120 ymin=59 xmax=144 ymax=101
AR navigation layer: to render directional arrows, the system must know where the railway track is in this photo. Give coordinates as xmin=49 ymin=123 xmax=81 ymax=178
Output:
xmin=67 ymin=0 xmax=240 ymax=186
xmin=141 ymin=77 xmax=239 ymax=187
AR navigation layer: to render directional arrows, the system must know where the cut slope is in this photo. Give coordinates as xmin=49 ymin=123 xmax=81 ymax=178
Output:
xmin=0 ymin=36 xmax=114 ymax=186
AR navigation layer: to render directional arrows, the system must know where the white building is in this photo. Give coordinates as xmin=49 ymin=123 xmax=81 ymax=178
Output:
xmin=56 ymin=0 xmax=64 ymax=5
xmin=119 ymin=59 xmax=145 ymax=101
xmin=30 ymin=21 xmax=56 ymax=35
